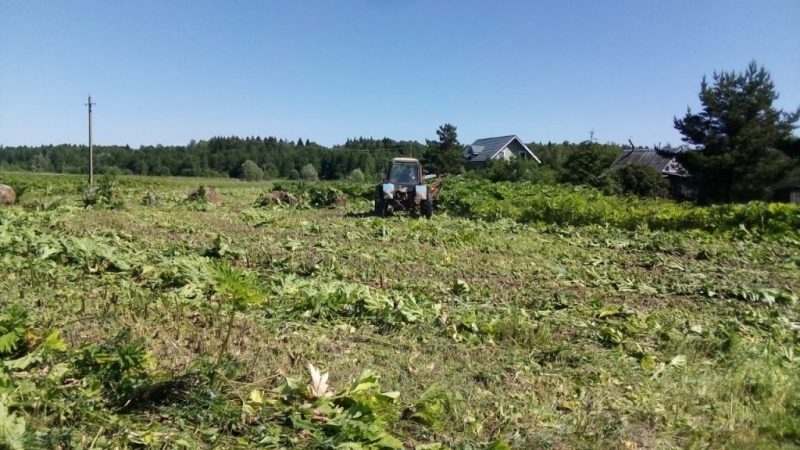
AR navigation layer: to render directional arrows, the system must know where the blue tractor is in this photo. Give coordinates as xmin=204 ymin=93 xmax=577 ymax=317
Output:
xmin=374 ymin=157 xmax=439 ymax=218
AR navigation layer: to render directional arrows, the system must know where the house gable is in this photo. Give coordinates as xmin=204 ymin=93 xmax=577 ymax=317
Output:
xmin=465 ymin=135 xmax=541 ymax=164
xmin=611 ymin=149 xmax=687 ymax=177
xmin=505 ymin=139 xmax=540 ymax=162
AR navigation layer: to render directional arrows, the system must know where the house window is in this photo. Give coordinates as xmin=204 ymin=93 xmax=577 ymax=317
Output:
xmin=791 ymin=191 xmax=800 ymax=204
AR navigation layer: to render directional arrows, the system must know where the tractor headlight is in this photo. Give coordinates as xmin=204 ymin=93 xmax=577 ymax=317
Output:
xmin=415 ymin=185 xmax=427 ymax=201
xmin=382 ymin=183 xmax=394 ymax=199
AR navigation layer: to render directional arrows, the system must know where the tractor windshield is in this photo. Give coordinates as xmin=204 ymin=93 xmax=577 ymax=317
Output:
xmin=388 ymin=163 xmax=418 ymax=184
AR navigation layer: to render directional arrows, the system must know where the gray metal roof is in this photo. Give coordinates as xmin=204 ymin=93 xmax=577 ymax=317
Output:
xmin=464 ymin=135 xmax=540 ymax=163
xmin=611 ymin=149 xmax=687 ymax=176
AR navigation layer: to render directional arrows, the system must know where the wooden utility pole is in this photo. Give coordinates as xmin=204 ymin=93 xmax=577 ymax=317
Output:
xmin=85 ymin=94 xmax=95 ymax=188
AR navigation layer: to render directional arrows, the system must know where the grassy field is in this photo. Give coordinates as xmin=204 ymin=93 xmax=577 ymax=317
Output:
xmin=1 ymin=173 xmax=799 ymax=449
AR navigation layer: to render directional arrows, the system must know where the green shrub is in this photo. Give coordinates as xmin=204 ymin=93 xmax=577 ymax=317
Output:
xmin=83 ymin=175 xmax=123 ymax=209
xmin=101 ymin=166 xmax=126 ymax=176
xmin=437 ymin=179 xmax=800 ymax=236
xmin=239 ymin=160 xmax=264 ymax=181
xmin=560 ymin=141 xmax=622 ymax=187
xmin=347 ymin=168 xmax=365 ymax=182
xmin=300 ymin=164 xmax=318 ymax=181
xmin=471 ymin=159 xmax=558 ymax=184
xmin=611 ymin=165 xmax=669 ymax=198
xmin=73 ymin=330 xmax=152 ymax=407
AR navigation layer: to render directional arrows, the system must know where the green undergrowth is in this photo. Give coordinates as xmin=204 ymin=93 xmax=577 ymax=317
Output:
xmin=438 ymin=179 xmax=800 ymax=236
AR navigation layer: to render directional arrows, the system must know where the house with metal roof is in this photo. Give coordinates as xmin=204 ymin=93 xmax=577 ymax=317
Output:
xmin=610 ymin=148 xmax=688 ymax=177
xmin=464 ymin=135 xmax=540 ymax=167
xmin=610 ymin=148 xmax=692 ymax=199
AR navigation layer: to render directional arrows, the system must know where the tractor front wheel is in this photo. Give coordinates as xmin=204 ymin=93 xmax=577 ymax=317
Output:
xmin=374 ymin=190 xmax=387 ymax=217
xmin=421 ymin=195 xmax=433 ymax=219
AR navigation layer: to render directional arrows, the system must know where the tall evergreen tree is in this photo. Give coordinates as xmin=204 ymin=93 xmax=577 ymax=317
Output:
xmin=674 ymin=62 xmax=800 ymax=202
xmin=423 ymin=123 xmax=464 ymax=175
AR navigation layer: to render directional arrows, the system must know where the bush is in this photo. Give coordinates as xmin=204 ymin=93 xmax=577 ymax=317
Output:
xmin=102 ymin=166 xmax=126 ymax=176
xmin=141 ymin=191 xmax=161 ymax=206
xmin=331 ymin=181 xmax=374 ymax=201
xmin=263 ymin=182 xmax=352 ymax=208
xmin=83 ymin=175 xmax=124 ymax=209
xmin=186 ymin=185 xmax=221 ymax=205
xmin=198 ymin=168 xmax=229 ymax=178
xmin=307 ymin=186 xmax=347 ymax=207
xmin=472 ymin=159 xmax=557 ymax=184
xmin=239 ymin=160 xmax=264 ymax=181
xmin=560 ymin=142 xmax=622 ymax=188
xmin=612 ymin=165 xmax=669 ymax=198
xmin=262 ymin=162 xmax=279 ymax=179
xmin=300 ymin=164 xmax=318 ymax=181
xmin=436 ymin=179 xmax=800 ymax=236
xmin=152 ymin=166 xmax=171 ymax=176
xmin=347 ymin=168 xmax=365 ymax=182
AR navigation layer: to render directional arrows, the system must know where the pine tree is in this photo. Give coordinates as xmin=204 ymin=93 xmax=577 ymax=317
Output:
xmin=674 ymin=62 xmax=800 ymax=202
xmin=423 ymin=123 xmax=464 ymax=175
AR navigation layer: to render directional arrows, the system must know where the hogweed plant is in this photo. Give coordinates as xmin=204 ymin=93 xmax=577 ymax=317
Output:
xmin=209 ymin=261 xmax=266 ymax=374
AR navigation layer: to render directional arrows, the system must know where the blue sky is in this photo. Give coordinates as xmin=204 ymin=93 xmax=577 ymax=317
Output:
xmin=1 ymin=0 xmax=798 ymax=148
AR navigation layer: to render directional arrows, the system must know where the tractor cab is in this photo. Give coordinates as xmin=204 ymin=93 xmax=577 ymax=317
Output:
xmin=375 ymin=157 xmax=436 ymax=218
xmin=385 ymin=157 xmax=423 ymax=187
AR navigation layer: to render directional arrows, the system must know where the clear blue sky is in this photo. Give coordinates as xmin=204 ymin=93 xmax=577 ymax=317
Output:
xmin=1 ymin=0 xmax=798 ymax=148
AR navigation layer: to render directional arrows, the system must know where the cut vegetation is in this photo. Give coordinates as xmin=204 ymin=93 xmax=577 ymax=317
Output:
xmin=0 ymin=172 xmax=798 ymax=449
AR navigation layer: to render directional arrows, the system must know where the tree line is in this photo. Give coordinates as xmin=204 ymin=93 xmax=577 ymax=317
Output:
xmin=0 ymin=137 xmax=424 ymax=182
xmin=0 ymin=130 xmax=616 ymax=184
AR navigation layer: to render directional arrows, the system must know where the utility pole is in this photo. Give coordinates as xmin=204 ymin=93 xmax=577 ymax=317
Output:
xmin=85 ymin=94 xmax=95 ymax=189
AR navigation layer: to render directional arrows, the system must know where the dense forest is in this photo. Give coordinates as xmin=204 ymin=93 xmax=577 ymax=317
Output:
xmin=0 ymin=135 xmax=620 ymax=183
xmin=0 ymin=136 xmax=436 ymax=181
xmin=0 ymin=136 xmax=422 ymax=181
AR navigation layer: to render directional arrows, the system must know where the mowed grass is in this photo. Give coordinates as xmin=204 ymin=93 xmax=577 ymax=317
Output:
xmin=1 ymin=172 xmax=799 ymax=449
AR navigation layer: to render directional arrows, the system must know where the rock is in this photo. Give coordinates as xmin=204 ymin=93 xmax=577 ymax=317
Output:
xmin=0 ymin=184 xmax=16 ymax=205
